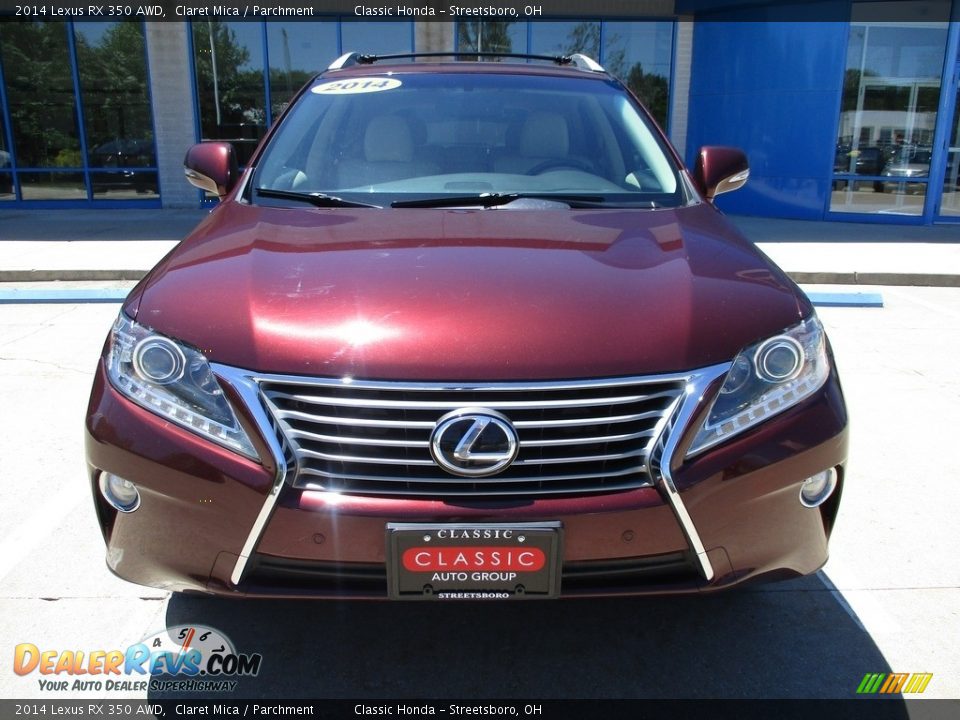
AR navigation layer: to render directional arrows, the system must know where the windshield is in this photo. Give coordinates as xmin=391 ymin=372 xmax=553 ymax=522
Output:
xmin=252 ymin=71 xmax=686 ymax=209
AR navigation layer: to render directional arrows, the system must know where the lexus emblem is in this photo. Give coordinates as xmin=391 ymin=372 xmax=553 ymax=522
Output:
xmin=429 ymin=408 xmax=519 ymax=477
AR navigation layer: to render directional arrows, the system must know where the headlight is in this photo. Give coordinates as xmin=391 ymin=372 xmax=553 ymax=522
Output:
xmin=686 ymin=316 xmax=831 ymax=457
xmin=106 ymin=313 xmax=259 ymax=460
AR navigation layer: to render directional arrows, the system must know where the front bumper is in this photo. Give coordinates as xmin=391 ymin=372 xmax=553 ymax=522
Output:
xmin=85 ymin=359 xmax=848 ymax=598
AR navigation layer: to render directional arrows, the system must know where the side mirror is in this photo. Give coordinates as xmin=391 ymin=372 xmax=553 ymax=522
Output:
xmin=183 ymin=142 xmax=239 ymax=200
xmin=693 ymin=146 xmax=749 ymax=201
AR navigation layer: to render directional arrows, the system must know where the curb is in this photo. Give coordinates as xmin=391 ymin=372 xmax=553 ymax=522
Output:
xmin=0 ymin=270 xmax=147 ymax=282
xmin=788 ymin=271 xmax=960 ymax=287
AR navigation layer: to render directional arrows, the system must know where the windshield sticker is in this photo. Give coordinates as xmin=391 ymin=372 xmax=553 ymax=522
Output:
xmin=311 ymin=78 xmax=402 ymax=95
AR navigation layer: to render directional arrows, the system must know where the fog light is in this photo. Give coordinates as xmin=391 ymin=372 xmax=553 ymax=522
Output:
xmin=99 ymin=472 xmax=141 ymax=513
xmin=799 ymin=468 xmax=837 ymax=508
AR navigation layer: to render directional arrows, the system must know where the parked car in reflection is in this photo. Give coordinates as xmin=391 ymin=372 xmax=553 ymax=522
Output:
xmin=89 ymin=139 xmax=157 ymax=195
xmin=833 ymin=145 xmax=885 ymax=191
xmin=880 ymin=147 xmax=932 ymax=195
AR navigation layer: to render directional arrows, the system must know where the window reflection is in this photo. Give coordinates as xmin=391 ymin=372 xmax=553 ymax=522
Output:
xmin=192 ymin=21 xmax=266 ymax=167
xmin=19 ymin=171 xmax=86 ymax=200
xmin=530 ymin=21 xmax=600 ymax=59
xmin=602 ymin=22 xmax=673 ymax=128
xmin=0 ymin=22 xmax=81 ymax=169
xmin=457 ymin=21 xmax=525 ymax=56
xmin=0 ymin=110 xmax=12 ymax=199
xmin=939 ymin=93 xmax=960 ymax=218
xmin=75 ymin=22 xmax=157 ymax=198
xmin=267 ymin=22 xmax=338 ymax=116
xmin=458 ymin=21 xmax=674 ymax=128
xmin=831 ymin=19 xmax=948 ymax=215
xmin=340 ymin=21 xmax=413 ymax=56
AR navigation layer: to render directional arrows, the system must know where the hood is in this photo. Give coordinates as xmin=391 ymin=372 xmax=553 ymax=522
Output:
xmin=133 ymin=202 xmax=808 ymax=381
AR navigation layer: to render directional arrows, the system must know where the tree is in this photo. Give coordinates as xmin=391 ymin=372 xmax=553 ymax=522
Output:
xmin=457 ymin=21 xmax=516 ymax=56
xmin=0 ymin=22 xmax=79 ymax=167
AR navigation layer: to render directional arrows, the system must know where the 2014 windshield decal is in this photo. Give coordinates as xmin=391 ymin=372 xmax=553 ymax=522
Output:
xmin=312 ymin=78 xmax=402 ymax=95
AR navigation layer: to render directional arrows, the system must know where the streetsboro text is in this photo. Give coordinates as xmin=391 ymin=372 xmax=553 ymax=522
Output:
xmin=356 ymin=6 xmax=543 ymax=17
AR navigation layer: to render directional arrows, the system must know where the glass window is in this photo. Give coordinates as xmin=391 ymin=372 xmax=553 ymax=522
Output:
xmin=340 ymin=21 xmax=413 ymax=56
xmin=939 ymin=92 xmax=960 ymax=218
xmin=457 ymin=21 xmax=526 ymax=55
xmin=19 ymin=171 xmax=85 ymax=200
xmin=0 ymin=22 xmax=82 ymax=169
xmin=74 ymin=22 xmax=157 ymax=200
xmin=192 ymin=21 xmax=266 ymax=166
xmin=254 ymin=72 xmax=682 ymax=208
xmin=0 ymin=109 xmax=12 ymax=200
xmin=602 ymin=22 xmax=674 ymax=127
xmin=831 ymin=20 xmax=948 ymax=215
xmin=267 ymin=22 xmax=338 ymax=117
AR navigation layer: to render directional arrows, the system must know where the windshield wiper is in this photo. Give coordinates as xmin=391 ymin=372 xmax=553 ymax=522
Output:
xmin=390 ymin=192 xmax=606 ymax=209
xmin=255 ymin=187 xmax=381 ymax=208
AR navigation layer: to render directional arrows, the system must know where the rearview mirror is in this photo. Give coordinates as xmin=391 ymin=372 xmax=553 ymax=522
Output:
xmin=183 ymin=142 xmax=239 ymax=200
xmin=693 ymin=146 xmax=749 ymax=201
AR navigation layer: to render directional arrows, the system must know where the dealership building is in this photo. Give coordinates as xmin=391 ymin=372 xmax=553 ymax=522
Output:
xmin=0 ymin=0 xmax=958 ymax=226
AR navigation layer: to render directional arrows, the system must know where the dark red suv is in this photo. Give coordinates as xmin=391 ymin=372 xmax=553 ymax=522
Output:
xmin=85 ymin=53 xmax=848 ymax=600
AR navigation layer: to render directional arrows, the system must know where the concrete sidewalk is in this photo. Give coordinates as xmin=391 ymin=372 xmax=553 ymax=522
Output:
xmin=0 ymin=208 xmax=958 ymax=286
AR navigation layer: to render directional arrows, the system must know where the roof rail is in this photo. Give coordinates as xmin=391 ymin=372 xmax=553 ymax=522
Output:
xmin=327 ymin=52 xmax=363 ymax=70
xmin=327 ymin=51 xmax=607 ymax=72
xmin=565 ymin=53 xmax=605 ymax=73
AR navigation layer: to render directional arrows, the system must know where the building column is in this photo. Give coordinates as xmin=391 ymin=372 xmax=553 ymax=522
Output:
xmin=415 ymin=21 xmax=455 ymax=54
xmin=145 ymin=22 xmax=199 ymax=208
xmin=669 ymin=19 xmax=693 ymax=159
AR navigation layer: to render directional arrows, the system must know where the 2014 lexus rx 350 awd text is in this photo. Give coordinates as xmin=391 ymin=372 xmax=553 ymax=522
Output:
xmin=85 ymin=53 xmax=848 ymax=600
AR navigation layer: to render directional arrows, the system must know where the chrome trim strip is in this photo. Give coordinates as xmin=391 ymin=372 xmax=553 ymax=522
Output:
xmin=297 ymin=465 xmax=643 ymax=486
xmin=276 ymin=408 xmax=662 ymax=430
xmin=265 ymin=389 xmax=678 ymax=411
xmin=212 ymin=364 xmax=290 ymax=587
xmin=651 ymin=362 xmax=731 ymax=583
xmin=298 ymin=479 xmax=646 ymax=497
xmin=255 ymin=371 xmax=694 ymax=392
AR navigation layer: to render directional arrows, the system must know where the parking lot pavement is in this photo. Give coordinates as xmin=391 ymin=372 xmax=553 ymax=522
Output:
xmin=0 ymin=288 xmax=957 ymax=701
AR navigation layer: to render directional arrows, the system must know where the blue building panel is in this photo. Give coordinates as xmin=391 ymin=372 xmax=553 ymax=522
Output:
xmin=687 ymin=20 xmax=849 ymax=219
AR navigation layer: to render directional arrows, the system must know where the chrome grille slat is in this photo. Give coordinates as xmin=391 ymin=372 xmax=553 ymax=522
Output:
xmin=522 ymin=429 xmax=654 ymax=447
xmin=513 ymin=448 xmax=647 ymax=465
xmin=268 ymin=389 xmax=676 ymax=411
xmin=297 ymin=448 xmax=437 ymax=466
xmin=277 ymin=409 xmax=437 ymax=429
xmin=288 ymin=428 xmax=431 ymax=448
xmin=513 ymin=410 xmax=663 ymax=428
xmin=257 ymin=373 xmax=687 ymax=498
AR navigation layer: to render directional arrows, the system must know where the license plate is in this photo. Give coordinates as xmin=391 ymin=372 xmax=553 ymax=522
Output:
xmin=386 ymin=522 xmax=562 ymax=600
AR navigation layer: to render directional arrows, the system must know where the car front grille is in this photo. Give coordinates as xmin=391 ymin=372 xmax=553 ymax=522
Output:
xmin=256 ymin=374 xmax=687 ymax=498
